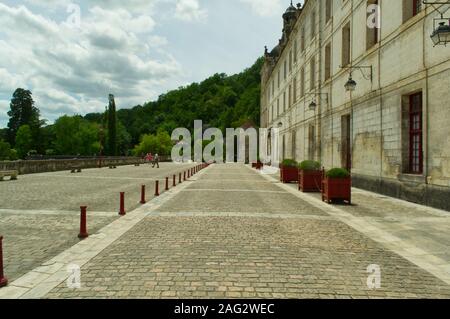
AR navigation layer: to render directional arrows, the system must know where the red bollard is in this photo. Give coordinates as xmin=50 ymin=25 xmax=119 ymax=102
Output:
xmin=78 ymin=206 xmax=89 ymax=240
xmin=155 ymin=180 xmax=160 ymax=197
xmin=165 ymin=177 xmax=169 ymax=191
xmin=184 ymin=171 xmax=186 ymax=181
xmin=0 ymin=236 xmax=8 ymax=288
xmin=140 ymin=185 xmax=146 ymax=204
xmin=119 ymin=192 xmax=126 ymax=216
xmin=179 ymin=173 xmax=182 ymax=183
xmin=173 ymin=175 xmax=176 ymax=187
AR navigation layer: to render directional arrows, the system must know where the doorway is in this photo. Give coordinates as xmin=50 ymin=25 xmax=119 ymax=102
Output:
xmin=341 ymin=115 xmax=351 ymax=171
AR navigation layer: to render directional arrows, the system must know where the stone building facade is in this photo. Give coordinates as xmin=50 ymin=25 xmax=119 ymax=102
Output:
xmin=260 ymin=0 xmax=450 ymax=211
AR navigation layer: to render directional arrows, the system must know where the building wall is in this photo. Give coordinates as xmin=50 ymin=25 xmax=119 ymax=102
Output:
xmin=261 ymin=0 xmax=450 ymax=211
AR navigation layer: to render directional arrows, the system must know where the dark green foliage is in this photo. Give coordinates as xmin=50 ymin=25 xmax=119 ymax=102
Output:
xmin=107 ymin=95 xmax=117 ymax=156
xmin=299 ymin=160 xmax=321 ymax=171
xmin=326 ymin=168 xmax=351 ymax=179
xmin=7 ymin=88 xmax=40 ymax=145
xmin=0 ymin=129 xmax=7 ymax=141
xmin=53 ymin=116 xmax=100 ymax=156
xmin=0 ymin=139 xmax=12 ymax=160
xmin=15 ymin=125 xmax=33 ymax=158
xmin=133 ymin=130 xmax=173 ymax=156
xmin=113 ymin=57 xmax=263 ymax=144
xmin=281 ymin=159 xmax=298 ymax=168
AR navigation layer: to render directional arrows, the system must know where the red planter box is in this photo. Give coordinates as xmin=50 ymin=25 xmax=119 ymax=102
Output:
xmin=322 ymin=177 xmax=352 ymax=204
xmin=299 ymin=170 xmax=323 ymax=192
xmin=280 ymin=166 xmax=299 ymax=183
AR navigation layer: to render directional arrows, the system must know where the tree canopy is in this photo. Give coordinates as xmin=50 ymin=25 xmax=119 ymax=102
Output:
xmin=7 ymin=88 xmax=40 ymax=145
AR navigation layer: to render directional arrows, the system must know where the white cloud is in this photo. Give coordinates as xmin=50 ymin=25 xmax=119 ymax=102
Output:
xmin=0 ymin=2 xmax=183 ymax=123
xmin=239 ymin=0 xmax=284 ymax=17
xmin=174 ymin=0 xmax=207 ymax=22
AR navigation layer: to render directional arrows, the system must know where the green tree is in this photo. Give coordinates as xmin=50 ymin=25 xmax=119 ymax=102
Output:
xmin=0 ymin=139 xmax=12 ymax=160
xmin=107 ymin=94 xmax=117 ymax=156
xmin=117 ymin=121 xmax=132 ymax=156
xmin=7 ymin=88 xmax=40 ymax=145
xmin=53 ymin=115 xmax=100 ymax=156
xmin=133 ymin=130 xmax=173 ymax=157
xmin=15 ymin=125 xmax=33 ymax=158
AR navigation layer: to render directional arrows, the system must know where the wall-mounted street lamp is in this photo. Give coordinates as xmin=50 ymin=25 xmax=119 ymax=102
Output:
xmin=340 ymin=65 xmax=373 ymax=92
xmin=304 ymin=93 xmax=328 ymax=111
xmin=423 ymin=1 xmax=450 ymax=46
xmin=431 ymin=21 xmax=450 ymax=45
xmin=344 ymin=75 xmax=358 ymax=92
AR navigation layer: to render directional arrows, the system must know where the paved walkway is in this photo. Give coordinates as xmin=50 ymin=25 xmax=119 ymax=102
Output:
xmin=1 ymin=164 xmax=450 ymax=299
xmin=0 ymin=163 xmax=196 ymax=283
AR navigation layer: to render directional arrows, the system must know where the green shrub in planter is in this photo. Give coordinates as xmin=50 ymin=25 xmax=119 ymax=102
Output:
xmin=281 ymin=159 xmax=298 ymax=168
xmin=326 ymin=168 xmax=350 ymax=179
xmin=298 ymin=160 xmax=321 ymax=171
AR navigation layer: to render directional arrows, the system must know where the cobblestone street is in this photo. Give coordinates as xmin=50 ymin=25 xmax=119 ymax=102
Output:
xmin=1 ymin=164 xmax=450 ymax=299
xmin=0 ymin=163 xmax=196 ymax=282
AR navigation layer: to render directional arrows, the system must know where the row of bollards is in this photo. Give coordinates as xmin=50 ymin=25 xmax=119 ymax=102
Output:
xmin=0 ymin=163 xmax=210 ymax=289
xmin=79 ymin=163 xmax=209 ymax=238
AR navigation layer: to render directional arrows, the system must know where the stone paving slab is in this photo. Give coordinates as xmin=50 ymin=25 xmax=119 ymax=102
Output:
xmin=186 ymin=180 xmax=283 ymax=192
xmin=0 ymin=163 xmax=198 ymax=285
xmin=274 ymin=173 xmax=450 ymax=269
xmin=45 ymin=216 xmax=450 ymax=299
xmin=0 ymin=213 xmax=116 ymax=282
xmin=0 ymin=163 xmax=196 ymax=212
xmin=0 ymin=165 xmax=207 ymax=299
xmin=157 ymin=190 xmax=328 ymax=216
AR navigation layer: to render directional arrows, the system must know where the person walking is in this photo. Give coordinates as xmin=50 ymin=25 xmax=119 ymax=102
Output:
xmin=146 ymin=153 xmax=153 ymax=164
xmin=152 ymin=153 xmax=160 ymax=168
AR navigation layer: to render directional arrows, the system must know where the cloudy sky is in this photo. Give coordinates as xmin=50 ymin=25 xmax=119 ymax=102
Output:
xmin=0 ymin=0 xmax=296 ymax=127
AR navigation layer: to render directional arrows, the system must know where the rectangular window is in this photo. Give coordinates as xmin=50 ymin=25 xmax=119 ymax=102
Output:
xmin=308 ymin=125 xmax=315 ymax=160
xmin=409 ymin=93 xmax=423 ymax=174
xmin=403 ymin=0 xmax=422 ymax=22
xmin=288 ymin=85 xmax=292 ymax=108
xmin=277 ymin=98 xmax=280 ymax=117
xmin=324 ymin=43 xmax=331 ymax=81
xmin=413 ymin=0 xmax=422 ymax=16
xmin=289 ymin=50 xmax=293 ymax=73
xmin=310 ymin=57 xmax=315 ymax=91
xmin=294 ymin=40 xmax=298 ymax=63
xmin=300 ymin=68 xmax=305 ymax=97
xmin=325 ymin=0 xmax=332 ymax=23
xmin=278 ymin=70 xmax=280 ymax=88
xmin=311 ymin=12 xmax=316 ymax=39
xmin=342 ymin=22 xmax=351 ymax=66
xmin=291 ymin=131 xmax=297 ymax=160
xmin=300 ymin=28 xmax=305 ymax=52
xmin=293 ymin=77 xmax=297 ymax=103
